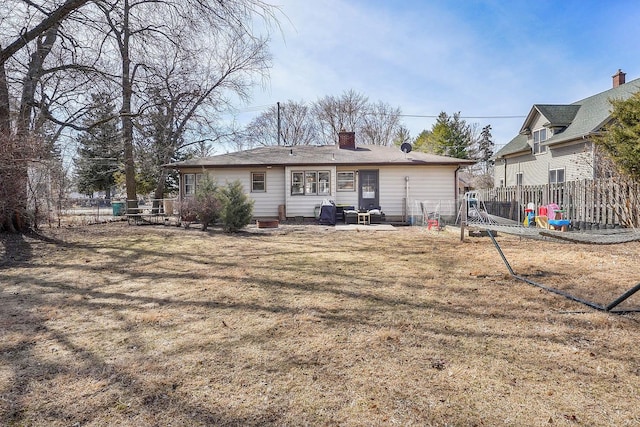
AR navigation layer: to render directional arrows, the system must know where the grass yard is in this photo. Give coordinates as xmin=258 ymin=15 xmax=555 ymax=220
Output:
xmin=1 ymin=222 xmax=639 ymax=426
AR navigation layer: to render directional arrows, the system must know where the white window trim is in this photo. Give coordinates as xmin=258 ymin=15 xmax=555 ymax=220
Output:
xmin=184 ymin=173 xmax=196 ymax=196
xmin=532 ymin=128 xmax=548 ymax=154
xmin=337 ymin=171 xmax=355 ymax=192
xmin=291 ymin=170 xmax=331 ymax=196
xmin=549 ymin=168 xmax=565 ymax=184
xmin=251 ymin=171 xmax=266 ymax=193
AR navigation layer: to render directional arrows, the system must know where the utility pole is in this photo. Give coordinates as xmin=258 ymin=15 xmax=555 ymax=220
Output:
xmin=277 ymin=101 xmax=281 ymax=145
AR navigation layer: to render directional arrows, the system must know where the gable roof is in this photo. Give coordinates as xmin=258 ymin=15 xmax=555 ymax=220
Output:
xmin=537 ymin=104 xmax=581 ymax=128
xmin=496 ymin=77 xmax=640 ymax=159
xmin=167 ymin=144 xmax=475 ymax=169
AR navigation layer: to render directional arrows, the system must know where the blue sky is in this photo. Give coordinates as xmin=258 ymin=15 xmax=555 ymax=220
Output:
xmin=239 ymin=0 xmax=640 ymax=150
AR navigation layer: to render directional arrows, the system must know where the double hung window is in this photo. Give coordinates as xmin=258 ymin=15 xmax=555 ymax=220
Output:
xmin=337 ymin=171 xmax=355 ymax=191
xmin=183 ymin=173 xmax=204 ymax=196
xmin=533 ymin=129 xmax=548 ymax=154
xmin=549 ymin=168 xmax=565 ymax=184
xmin=183 ymin=174 xmax=195 ymax=196
xmin=251 ymin=172 xmax=266 ymax=192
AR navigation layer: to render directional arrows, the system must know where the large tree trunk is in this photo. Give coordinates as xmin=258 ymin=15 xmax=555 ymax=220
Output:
xmin=0 ymin=0 xmax=94 ymax=232
xmin=0 ymin=26 xmax=58 ymax=232
xmin=0 ymin=58 xmax=10 ymax=133
xmin=0 ymin=134 xmax=26 ymax=232
xmin=2 ymin=27 xmax=61 ymax=232
xmin=121 ymin=0 xmax=138 ymax=215
xmin=0 ymin=56 xmax=21 ymax=232
xmin=152 ymin=170 xmax=167 ymax=214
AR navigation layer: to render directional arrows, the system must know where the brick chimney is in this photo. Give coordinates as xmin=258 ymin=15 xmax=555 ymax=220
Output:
xmin=613 ymin=69 xmax=626 ymax=88
xmin=338 ymin=130 xmax=356 ymax=150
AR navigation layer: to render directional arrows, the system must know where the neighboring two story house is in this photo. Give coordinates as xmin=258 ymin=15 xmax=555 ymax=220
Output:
xmin=493 ymin=70 xmax=640 ymax=187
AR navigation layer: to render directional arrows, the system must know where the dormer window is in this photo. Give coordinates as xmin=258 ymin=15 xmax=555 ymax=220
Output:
xmin=533 ymin=128 xmax=548 ymax=154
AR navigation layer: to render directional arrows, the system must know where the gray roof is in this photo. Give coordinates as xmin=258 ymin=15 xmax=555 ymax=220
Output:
xmin=167 ymin=144 xmax=475 ymax=169
xmin=495 ymin=77 xmax=640 ymax=159
xmin=534 ymin=104 xmax=581 ymax=127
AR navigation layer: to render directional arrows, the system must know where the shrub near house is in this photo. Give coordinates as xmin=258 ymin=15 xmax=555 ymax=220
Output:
xmin=220 ymin=180 xmax=254 ymax=232
xmin=180 ymin=178 xmax=253 ymax=232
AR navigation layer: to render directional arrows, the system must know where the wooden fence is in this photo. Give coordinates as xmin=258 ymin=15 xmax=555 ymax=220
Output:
xmin=476 ymin=179 xmax=640 ymax=228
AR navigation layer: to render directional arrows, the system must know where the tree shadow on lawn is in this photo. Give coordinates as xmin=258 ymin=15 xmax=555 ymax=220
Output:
xmin=0 ymin=232 xmax=33 ymax=266
xmin=0 ymin=271 xmax=297 ymax=425
xmin=3 ymin=226 xmax=640 ymax=424
xmin=1 ymin=270 xmax=636 ymax=425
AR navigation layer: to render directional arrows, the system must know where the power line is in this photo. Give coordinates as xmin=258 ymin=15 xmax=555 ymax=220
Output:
xmin=399 ymin=114 xmax=526 ymax=119
xmin=225 ymin=104 xmax=527 ymax=120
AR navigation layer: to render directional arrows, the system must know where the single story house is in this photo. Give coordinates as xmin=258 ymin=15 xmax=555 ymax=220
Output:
xmin=493 ymin=70 xmax=640 ymax=187
xmin=166 ymin=131 xmax=474 ymax=223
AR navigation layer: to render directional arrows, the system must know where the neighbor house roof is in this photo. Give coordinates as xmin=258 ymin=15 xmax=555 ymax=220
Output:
xmin=495 ymin=77 xmax=640 ymax=159
xmin=167 ymin=144 xmax=475 ymax=169
xmin=527 ymin=104 xmax=581 ymax=129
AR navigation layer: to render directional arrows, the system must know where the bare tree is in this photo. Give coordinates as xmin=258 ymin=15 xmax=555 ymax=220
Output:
xmin=94 ymin=0 xmax=278 ymax=213
xmin=0 ymin=0 xmax=93 ymax=232
xmin=0 ymin=0 xmax=279 ymax=231
xmin=360 ymin=101 xmax=401 ymax=146
xmin=393 ymin=125 xmax=411 ymax=147
xmin=134 ymin=14 xmax=272 ymax=209
xmin=313 ymin=89 xmax=368 ymax=144
xmin=243 ymin=100 xmax=317 ymax=147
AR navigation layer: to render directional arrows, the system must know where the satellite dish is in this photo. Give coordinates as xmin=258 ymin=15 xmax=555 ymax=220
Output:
xmin=401 ymin=142 xmax=413 ymax=153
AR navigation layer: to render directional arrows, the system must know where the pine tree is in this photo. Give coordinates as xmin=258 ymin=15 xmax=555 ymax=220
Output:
xmin=595 ymin=91 xmax=640 ymax=182
xmin=74 ymin=93 xmax=122 ymax=199
xmin=419 ymin=112 xmax=474 ymax=159
xmin=477 ymin=125 xmax=494 ymax=174
xmin=220 ymin=180 xmax=254 ymax=232
xmin=194 ymin=174 xmax=222 ymax=231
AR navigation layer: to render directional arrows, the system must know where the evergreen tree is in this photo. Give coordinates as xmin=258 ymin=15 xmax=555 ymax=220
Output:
xmin=220 ymin=180 xmax=254 ymax=232
xmin=594 ymin=91 xmax=640 ymax=182
xmin=194 ymin=174 xmax=222 ymax=231
xmin=413 ymin=112 xmax=475 ymax=159
xmin=74 ymin=93 xmax=122 ymax=199
xmin=477 ymin=124 xmax=494 ymax=174
xmin=412 ymin=129 xmax=437 ymax=153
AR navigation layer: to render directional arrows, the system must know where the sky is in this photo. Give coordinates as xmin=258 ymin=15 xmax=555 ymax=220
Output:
xmin=232 ymin=0 xmax=640 ymax=151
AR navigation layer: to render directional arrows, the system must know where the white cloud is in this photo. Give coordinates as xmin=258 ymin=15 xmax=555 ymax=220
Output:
xmin=243 ymin=0 xmax=640 ymax=147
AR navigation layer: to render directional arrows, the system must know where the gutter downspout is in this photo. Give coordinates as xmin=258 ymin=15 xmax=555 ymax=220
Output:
xmin=455 ymin=165 xmax=461 ymax=225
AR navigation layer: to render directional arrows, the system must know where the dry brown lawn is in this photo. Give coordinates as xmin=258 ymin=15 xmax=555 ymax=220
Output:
xmin=1 ymin=222 xmax=639 ymax=426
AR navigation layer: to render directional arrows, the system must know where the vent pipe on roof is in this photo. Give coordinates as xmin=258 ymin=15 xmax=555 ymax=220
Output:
xmin=613 ymin=69 xmax=626 ymax=88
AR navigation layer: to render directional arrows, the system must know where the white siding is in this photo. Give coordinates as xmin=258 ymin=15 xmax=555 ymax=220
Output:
xmin=494 ymin=159 xmax=506 ymax=187
xmin=251 ymin=167 xmax=285 ymax=217
xmin=549 ymin=142 xmax=594 ymax=181
xmin=504 ymin=153 xmax=547 ymax=186
xmin=379 ymin=165 xmax=458 ymax=217
xmin=500 ymin=140 xmax=595 ymax=186
xmin=334 ymin=167 xmax=359 ymax=208
xmin=180 ymin=167 xmax=285 ymax=218
xmin=182 ymin=164 xmax=459 ymax=220
xmin=530 ymin=114 xmax=548 ymax=136
xmin=284 ymin=166 xmax=336 ymax=217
